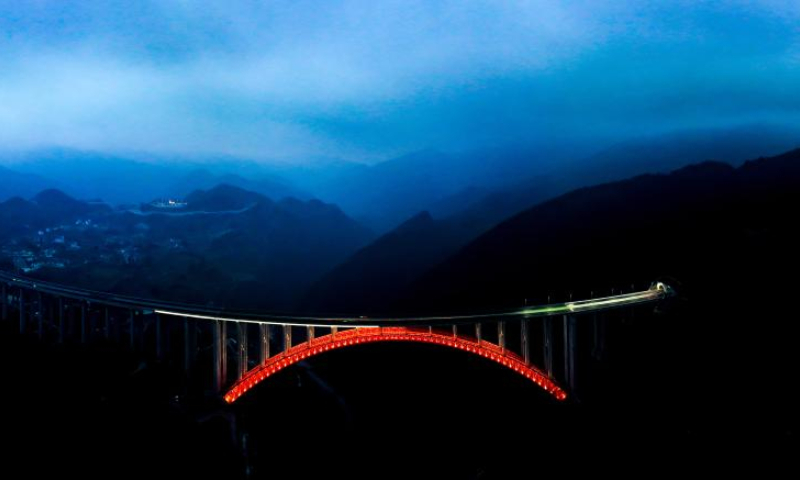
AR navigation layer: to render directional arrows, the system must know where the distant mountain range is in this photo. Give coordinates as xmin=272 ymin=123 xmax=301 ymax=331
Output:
xmin=3 ymin=123 xmax=797 ymax=233
xmin=403 ymin=147 xmax=800 ymax=312
xmin=388 ymin=148 xmax=800 ymax=430
xmin=0 ymin=189 xmax=111 ymax=241
xmin=0 ymin=184 xmax=372 ymax=310
xmin=0 ymin=148 xmax=306 ymax=205
xmin=301 ymin=124 xmax=800 ymax=312
xmin=301 ymin=145 xmax=800 ymax=436
xmin=0 ymin=165 xmax=53 ymax=201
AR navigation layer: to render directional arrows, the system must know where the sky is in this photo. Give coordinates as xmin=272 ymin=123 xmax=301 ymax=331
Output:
xmin=0 ymin=1 xmax=798 ymax=163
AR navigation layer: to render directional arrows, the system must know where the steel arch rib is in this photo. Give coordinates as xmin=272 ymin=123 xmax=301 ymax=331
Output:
xmin=224 ymin=326 xmax=567 ymax=403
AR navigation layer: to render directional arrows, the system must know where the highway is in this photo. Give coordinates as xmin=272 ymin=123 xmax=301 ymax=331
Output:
xmin=0 ymin=271 xmax=672 ymax=327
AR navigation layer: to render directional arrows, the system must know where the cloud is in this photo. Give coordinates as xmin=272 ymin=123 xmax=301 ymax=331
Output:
xmin=0 ymin=1 xmax=798 ymax=161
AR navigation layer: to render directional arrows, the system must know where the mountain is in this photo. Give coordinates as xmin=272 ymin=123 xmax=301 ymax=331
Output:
xmin=0 ymin=197 xmax=45 ymax=241
xmin=0 ymin=189 xmax=111 ymax=240
xmin=570 ymin=123 xmax=800 ymax=185
xmin=430 ymin=123 xmax=800 ymax=221
xmin=0 ymin=165 xmax=53 ymax=202
xmin=9 ymin=185 xmax=373 ymax=310
xmin=2 ymin=148 xmax=303 ymax=205
xmin=182 ymin=183 xmax=266 ymax=211
xmin=394 ymin=148 xmax=800 ymax=439
xmin=302 ymin=125 xmax=800 ymax=313
xmin=403 ymin=149 xmax=800 ymax=311
xmin=4 ymin=123 xmax=795 ymax=221
xmin=285 ymin=150 xmax=464 ymax=231
xmin=167 ymin=169 xmax=307 ymax=202
xmin=31 ymin=189 xmax=110 ymax=218
xmin=301 ymin=212 xmax=467 ymax=314
xmin=283 ymin=145 xmax=588 ymax=232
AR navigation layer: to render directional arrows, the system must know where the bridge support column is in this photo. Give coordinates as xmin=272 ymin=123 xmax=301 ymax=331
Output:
xmin=213 ymin=320 xmax=227 ymax=392
xmin=80 ymin=303 xmax=87 ymax=344
xmin=498 ymin=321 xmax=506 ymax=351
xmin=36 ymin=292 xmax=43 ymax=340
xmin=184 ymin=317 xmax=194 ymax=371
xmin=19 ymin=288 xmax=25 ymax=334
xmin=475 ymin=323 xmax=482 ymax=343
xmin=563 ymin=315 xmax=577 ymax=394
xmin=104 ymin=308 xmax=110 ymax=340
xmin=129 ymin=311 xmax=136 ymax=350
xmin=452 ymin=324 xmax=457 ymax=338
xmin=155 ymin=313 xmax=163 ymax=359
xmin=1 ymin=283 xmax=7 ymax=322
xmin=307 ymin=325 xmax=315 ymax=342
xmin=58 ymin=298 xmax=65 ymax=343
xmin=331 ymin=326 xmax=338 ymax=339
xmin=259 ymin=324 xmax=270 ymax=364
xmin=283 ymin=325 xmax=292 ymax=351
xmin=237 ymin=323 xmax=248 ymax=381
xmin=543 ymin=317 xmax=554 ymax=378
xmin=592 ymin=313 xmax=604 ymax=360
xmin=521 ymin=318 xmax=530 ymax=365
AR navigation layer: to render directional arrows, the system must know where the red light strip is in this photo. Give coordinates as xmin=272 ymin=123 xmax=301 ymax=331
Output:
xmin=224 ymin=327 xmax=567 ymax=403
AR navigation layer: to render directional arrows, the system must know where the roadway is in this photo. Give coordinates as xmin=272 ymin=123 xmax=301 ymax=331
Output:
xmin=0 ymin=271 xmax=672 ymax=327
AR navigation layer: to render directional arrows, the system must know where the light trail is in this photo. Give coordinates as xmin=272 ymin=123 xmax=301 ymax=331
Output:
xmin=1 ymin=271 xmax=672 ymax=327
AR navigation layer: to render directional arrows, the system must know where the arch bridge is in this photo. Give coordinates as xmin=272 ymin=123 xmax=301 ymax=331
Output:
xmin=0 ymin=271 xmax=672 ymax=403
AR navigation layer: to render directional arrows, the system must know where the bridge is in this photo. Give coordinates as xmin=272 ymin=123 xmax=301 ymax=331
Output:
xmin=0 ymin=271 xmax=672 ymax=403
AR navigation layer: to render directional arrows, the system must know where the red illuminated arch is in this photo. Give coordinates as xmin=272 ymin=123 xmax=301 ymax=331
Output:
xmin=224 ymin=326 xmax=567 ymax=403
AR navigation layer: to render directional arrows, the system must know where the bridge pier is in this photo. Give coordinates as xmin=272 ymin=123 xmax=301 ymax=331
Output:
xmin=80 ymin=303 xmax=87 ymax=344
xmin=184 ymin=317 xmax=194 ymax=371
xmin=563 ymin=315 xmax=577 ymax=394
xmin=237 ymin=323 xmax=248 ymax=381
xmin=155 ymin=313 xmax=163 ymax=359
xmin=1 ymin=283 xmax=7 ymax=322
xmin=259 ymin=324 xmax=270 ymax=364
xmin=497 ymin=321 xmax=506 ymax=351
xmin=521 ymin=318 xmax=530 ymax=365
xmin=592 ymin=312 xmax=605 ymax=360
xmin=58 ymin=297 xmax=65 ymax=343
xmin=475 ymin=323 xmax=482 ymax=343
xmin=307 ymin=325 xmax=315 ymax=342
xmin=19 ymin=288 xmax=25 ymax=334
xmin=283 ymin=325 xmax=292 ymax=351
xmin=213 ymin=320 xmax=227 ymax=392
xmin=543 ymin=317 xmax=554 ymax=378
xmin=104 ymin=308 xmax=110 ymax=340
xmin=36 ymin=292 xmax=43 ymax=340
xmin=129 ymin=311 xmax=137 ymax=350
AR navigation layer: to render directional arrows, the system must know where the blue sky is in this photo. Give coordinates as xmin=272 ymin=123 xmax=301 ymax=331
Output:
xmin=0 ymin=1 xmax=798 ymax=163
